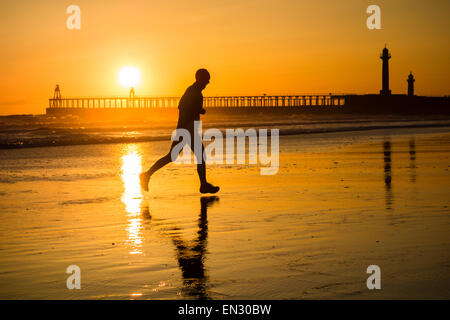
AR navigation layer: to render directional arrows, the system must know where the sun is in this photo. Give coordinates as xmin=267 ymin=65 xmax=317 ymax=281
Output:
xmin=118 ymin=66 xmax=141 ymax=88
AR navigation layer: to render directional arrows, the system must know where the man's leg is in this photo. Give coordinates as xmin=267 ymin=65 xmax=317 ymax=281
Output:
xmin=139 ymin=140 xmax=179 ymax=191
xmin=196 ymin=143 xmax=207 ymax=186
xmin=190 ymin=129 xmax=219 ymax=194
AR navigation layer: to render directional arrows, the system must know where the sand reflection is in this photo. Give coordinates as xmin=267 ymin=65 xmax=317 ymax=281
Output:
xmin=409 ymin=139 xmax=417 ymax=183
xmin=383 ymin=140 xmax=393 ymax=210
xmin=120 ymin=144 xmax=144 ymax=255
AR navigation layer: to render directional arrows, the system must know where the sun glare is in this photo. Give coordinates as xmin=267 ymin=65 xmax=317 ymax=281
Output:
xmin=118 ymin=66 xmax=141 ymax=88
xmin=120 ymin=145 xmax=144 ymax=255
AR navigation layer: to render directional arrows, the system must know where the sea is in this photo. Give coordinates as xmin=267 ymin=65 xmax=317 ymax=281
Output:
xmin=1 ymin=113 xmax=450 ymax=149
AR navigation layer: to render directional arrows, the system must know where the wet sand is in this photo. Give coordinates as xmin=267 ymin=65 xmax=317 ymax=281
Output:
xmin=0 ymin=127 xmax=449 ymax=299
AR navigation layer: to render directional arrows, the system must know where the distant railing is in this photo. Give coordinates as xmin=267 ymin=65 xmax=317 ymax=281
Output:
xmin=48 ymin=95 xmax=346 ymax=109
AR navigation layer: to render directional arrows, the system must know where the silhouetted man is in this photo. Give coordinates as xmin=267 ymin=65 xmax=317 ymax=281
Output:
xmin=139 ymin=69 xmax=220 ymax=194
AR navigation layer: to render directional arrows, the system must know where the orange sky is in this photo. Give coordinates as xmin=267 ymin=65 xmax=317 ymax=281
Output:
xmin=0 ymin=0 xmax=449 ymax=115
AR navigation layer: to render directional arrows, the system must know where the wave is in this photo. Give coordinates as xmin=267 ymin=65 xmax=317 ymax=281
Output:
xmin=1 ymin=119 xmax=450 ymax=149
xmin=0 ymin=172 xmax=115 ymax=184
xmin=59 ymin=197 xmax=112 ymax=206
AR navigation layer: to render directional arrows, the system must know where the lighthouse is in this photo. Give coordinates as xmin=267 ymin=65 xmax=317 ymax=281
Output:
xmin=380 ymin=47 xmax=391 ymax=96
xmin=407 ymin=72 xmax=415 ymax=97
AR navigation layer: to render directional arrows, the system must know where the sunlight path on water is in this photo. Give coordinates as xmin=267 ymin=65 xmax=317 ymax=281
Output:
xmin=121 ymin=145 xmax=144 ymax=255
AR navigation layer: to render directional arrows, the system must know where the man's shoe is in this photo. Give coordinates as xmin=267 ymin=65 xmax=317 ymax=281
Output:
xmin=200 ymin=182 xmax=220 ymax=194
xmin=139 ymin=172 xmax=150 ymax=192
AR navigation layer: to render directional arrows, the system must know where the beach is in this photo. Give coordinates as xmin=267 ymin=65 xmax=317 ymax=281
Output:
xmin=0 ymin=126 xmax=449 ymax=299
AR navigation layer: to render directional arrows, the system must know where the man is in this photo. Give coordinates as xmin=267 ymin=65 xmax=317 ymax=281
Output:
xmin=139 ymin=69 xmax=220 ymax=194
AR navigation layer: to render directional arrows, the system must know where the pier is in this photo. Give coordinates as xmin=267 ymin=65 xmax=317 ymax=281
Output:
xmin=45 ymin=86 xmax=449 ymax=119
xmin=48 ymin=94 xmax=346 ymax=109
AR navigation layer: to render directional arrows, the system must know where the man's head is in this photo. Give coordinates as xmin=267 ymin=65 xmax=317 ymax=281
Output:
xmin=195 ymin=68 xmax=210 ymax=90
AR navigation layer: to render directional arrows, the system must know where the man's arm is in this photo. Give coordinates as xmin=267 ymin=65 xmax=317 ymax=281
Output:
xmin=196 ymin=94 xmax=205 ymax=115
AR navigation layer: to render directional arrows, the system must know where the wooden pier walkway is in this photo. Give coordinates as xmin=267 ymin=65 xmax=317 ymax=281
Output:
xmin=48 ymin=94 xmax=346 ymax=109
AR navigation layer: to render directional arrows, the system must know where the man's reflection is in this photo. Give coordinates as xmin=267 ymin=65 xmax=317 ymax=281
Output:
xmin=140 ymin=196 xmax=219 ymax=299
